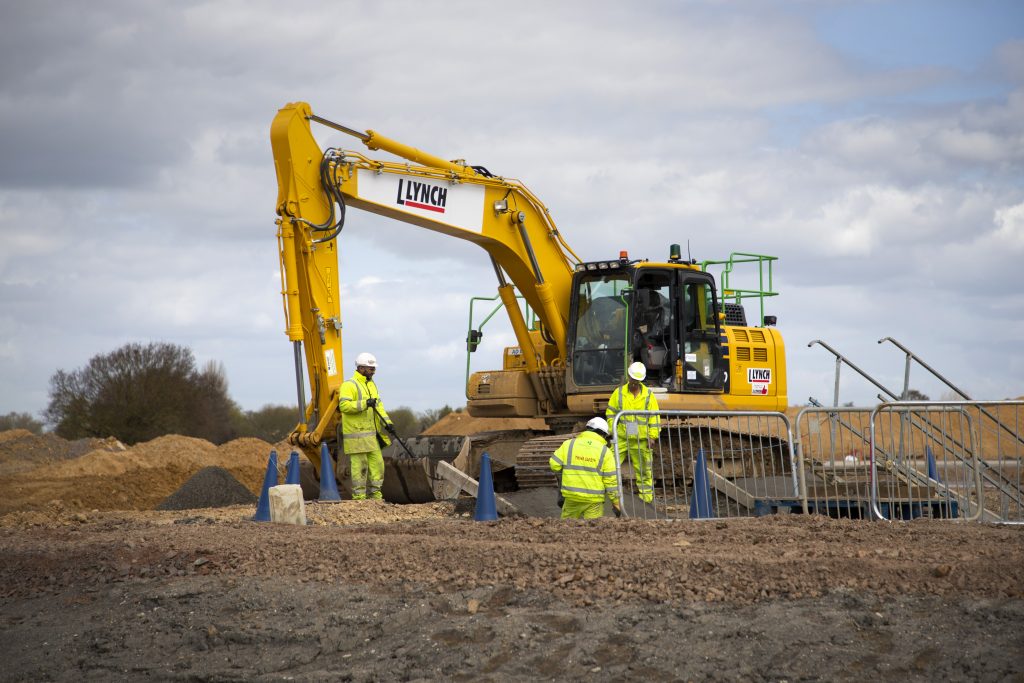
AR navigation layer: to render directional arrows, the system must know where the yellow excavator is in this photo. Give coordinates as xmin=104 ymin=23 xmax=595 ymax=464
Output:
xmin=271 ymin=101 xmax=786 ymax=499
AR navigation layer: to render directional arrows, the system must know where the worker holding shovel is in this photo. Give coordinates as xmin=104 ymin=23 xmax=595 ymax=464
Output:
xmin=338 ymin=352 xmax=395 ymax=500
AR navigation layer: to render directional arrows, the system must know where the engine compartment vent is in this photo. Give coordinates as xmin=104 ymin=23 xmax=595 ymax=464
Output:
xmin=723 ymin=303 xmax=747 ymax=326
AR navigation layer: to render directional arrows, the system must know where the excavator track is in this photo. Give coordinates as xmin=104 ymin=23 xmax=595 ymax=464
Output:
xmin=513 ymin=434 xmax=571 ymax=488
xmin=515 ymin=422 xmax=790 ymax=489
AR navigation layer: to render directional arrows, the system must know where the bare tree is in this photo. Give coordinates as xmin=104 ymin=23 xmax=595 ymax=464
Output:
xmin=0 ymin=412 xmax=45 ymax=434
xmin=386 ymin=406 xmax=418 ymax=438
xmin=45 ymin=342 xmax=239 ymax=444
xmin=233 ymin=404 xmax=302 ymax=443
xmin=418 ymin=405 xmax=454 ymax=432
xmin=190 ymin=361 xmax=239 ymax=444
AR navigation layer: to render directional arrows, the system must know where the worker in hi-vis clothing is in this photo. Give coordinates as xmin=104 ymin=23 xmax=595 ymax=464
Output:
xmin=549 ymin=417 xmax=621 ymax=519
xmin=338 ymin=352 xmax=395 ymax=500
xmin=606 ymin=362 xmax=661 ymax=503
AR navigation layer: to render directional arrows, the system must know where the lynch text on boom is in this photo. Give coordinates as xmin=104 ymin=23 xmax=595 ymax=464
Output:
xmin=396 ymin=178 xmax=448 ymax=213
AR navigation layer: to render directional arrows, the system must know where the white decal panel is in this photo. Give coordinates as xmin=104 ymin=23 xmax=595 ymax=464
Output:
xmin=747 ymin=368 xmax=772 ymax=383
xmin=358 ymin=171 xmax=486 ymax=232
xmin=324 ymin=349 xmax=337 ymax=377
xmin=747 ymin=367 xmax=771 ymax=395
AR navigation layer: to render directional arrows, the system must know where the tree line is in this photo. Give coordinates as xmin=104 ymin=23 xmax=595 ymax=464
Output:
xmin=3 ymin=342 xmax=455 ymax=445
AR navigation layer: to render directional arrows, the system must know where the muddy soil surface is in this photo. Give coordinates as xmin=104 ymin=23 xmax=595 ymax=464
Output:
xmin=2 ymin=504 xmax=1022 ymax=682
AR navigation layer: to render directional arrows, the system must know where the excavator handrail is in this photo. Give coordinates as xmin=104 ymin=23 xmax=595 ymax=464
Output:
xmin=701 ymin=252 xmax=778 ymax=327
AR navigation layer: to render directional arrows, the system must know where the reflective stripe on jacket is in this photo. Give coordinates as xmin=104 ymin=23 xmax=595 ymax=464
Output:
xmin=549 ymin=430 xmax=619 ymax=504
xmin=338 ymin=373 xmax=392 ymax=453
xmin=606 ymin=383 xmax=661 ymax=442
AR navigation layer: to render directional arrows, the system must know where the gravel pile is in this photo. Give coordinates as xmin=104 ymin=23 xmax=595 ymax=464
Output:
xmin=157 ymin=466 xmax=257 ymax=510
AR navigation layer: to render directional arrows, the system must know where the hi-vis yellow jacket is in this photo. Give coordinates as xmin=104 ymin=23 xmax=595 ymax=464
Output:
xmin=549 ymin=430 xmax=619 ymax=504
xmin=606 ymin=383 xmax=661 ymax=444
xmin=338 ymin=373 xmax=392 ymax=454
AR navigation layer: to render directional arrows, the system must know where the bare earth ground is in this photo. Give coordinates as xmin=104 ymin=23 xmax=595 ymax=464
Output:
xmin=2 ymin=504 xmax=1023 ymax=682
xmin=1 ymin=427 xmax=1023 ymax=681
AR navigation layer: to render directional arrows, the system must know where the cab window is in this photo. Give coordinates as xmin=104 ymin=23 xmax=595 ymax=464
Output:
xmin=571 ymin=274 xmax=629 ymax=386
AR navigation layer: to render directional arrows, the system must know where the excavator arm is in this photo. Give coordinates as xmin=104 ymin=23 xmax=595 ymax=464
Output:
xmin=271 ymin=101 xmax=579 ymax=445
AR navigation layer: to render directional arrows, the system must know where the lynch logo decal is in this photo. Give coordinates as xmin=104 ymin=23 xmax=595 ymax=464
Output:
xmin=396 ymin=178 xmax=448 ymax=213
xmin=747 ymin=368 xmax=772 ymax=384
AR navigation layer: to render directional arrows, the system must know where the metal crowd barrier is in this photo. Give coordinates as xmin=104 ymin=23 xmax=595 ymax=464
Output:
xmin=794 ymin=406 xmax=880 ymax=519
xmin=795 ymin=401 xmax=1024 ymax=523
xmin=869 ymin=401 xmax=1023 ymax=524
xmin=608 ymin=402 xmax=1023 ymax=523
xmin=610 ymin=410 xmax=800 ymax=520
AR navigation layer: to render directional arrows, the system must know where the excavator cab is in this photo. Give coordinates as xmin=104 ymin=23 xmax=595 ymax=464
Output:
xmin=567 ymin=259 xmax=728 ymax=395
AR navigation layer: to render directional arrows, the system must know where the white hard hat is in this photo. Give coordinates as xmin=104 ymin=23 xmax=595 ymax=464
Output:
xmin=354 ymin=352 xmax=377 ymax=368
xmin=586 ymin=417 xmax=610 ymax=434
xmin=627 ymin=362 xmax=646 ymax=381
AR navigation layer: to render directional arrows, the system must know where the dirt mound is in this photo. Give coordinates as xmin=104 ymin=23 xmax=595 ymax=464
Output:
xmin=0 ymin=433 xmax=284 ymax=514
xmin=157 ymin=466 xmax=258 ymax=511
xmin=0 ymin=430 xmax=125 ymax=476
xmin=423 ymin=411 xmax=549 ymax=436
xmin=0 ymin=429 xmax=33 ymax=443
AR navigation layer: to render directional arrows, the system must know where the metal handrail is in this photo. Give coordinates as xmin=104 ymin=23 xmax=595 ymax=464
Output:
xmin=808 ymin=341 xmax=1023 ymax=509
xmin=700 ymin=252 xmax=778 ymax=327
xmin=464 ymin=292 xmax=535 ymax=399
xmin=807 ymin=339 xmax=897 ymax=406
xmin=879 ymin=336 xmax=1024 ymax=451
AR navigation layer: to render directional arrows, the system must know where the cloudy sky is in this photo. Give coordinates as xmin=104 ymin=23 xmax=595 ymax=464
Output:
xmin=1 ymin=0 xmax=1022 ymax=422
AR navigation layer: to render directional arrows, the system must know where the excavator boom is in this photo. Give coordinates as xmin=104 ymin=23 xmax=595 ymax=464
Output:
xmin=272 ymin=101 xmax=581 ymax=447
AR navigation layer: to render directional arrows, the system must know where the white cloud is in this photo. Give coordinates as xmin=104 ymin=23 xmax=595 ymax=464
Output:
xmin=354 ymin=276 xmax=388 ymax=289
xmin=933 ymin=128 xmax=1012 ymax=164
xmin=993 ymin=201 xmax=1024 ymax=250
xmin=1 ymin=0 xmax=1023 ymax=419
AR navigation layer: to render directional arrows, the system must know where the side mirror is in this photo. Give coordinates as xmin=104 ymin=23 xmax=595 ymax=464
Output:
xmin=467 ymin=329 xmax=483 ymax=352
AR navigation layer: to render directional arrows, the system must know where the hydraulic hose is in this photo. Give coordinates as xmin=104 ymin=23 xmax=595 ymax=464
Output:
xmin=291 ymin=149 xmax=347 ymax=244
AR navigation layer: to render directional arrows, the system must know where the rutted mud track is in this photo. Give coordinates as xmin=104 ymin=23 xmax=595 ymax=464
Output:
xmin=2 ymin=506 xmax=1022 ymax=681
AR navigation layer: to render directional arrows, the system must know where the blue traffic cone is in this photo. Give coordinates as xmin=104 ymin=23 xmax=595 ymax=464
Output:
xmin=473 ymin=452 xmax=498 ymax=521
xmin=926 ymin=445 xmax=941 ymax=482
xmin=318 ymin=442 xmax=342 ymax=502
xmin=689 ymin=448 xmax=715 ymax=519
xmin=286 ymin=451 xmax=301 ymax=485
xmin=254 ymin=450 xmax=278 ymax=522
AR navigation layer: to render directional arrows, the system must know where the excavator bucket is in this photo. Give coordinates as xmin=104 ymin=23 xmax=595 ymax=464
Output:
xmin=380 ymin=436 xmax=465 ymax=503
xmin=380 ymin=430 xmax=544 ymax=504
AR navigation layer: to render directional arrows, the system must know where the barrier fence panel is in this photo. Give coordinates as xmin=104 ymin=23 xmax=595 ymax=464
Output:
xmin=869 ymin=401 xmax=1024 ymax=524
xmin=795 ymin=407 xmax=878 ymax=519
xmin=610 ymin=410 xmax=800 ymax=520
